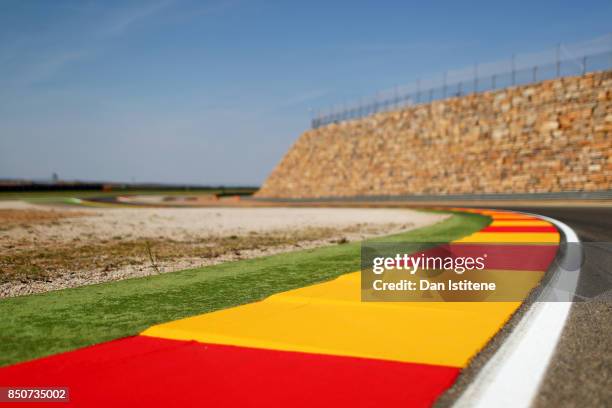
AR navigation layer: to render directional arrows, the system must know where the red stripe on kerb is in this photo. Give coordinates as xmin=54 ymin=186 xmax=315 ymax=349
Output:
xmin=489 ymin=216 xmax=539 ymax=220
xmin=481 ymin=226 xmax=558 ymax=233
xmin=0 ymin=336 xmax=460 ymax=408
xmin=428 ymin=243 xmax=558 ymax=271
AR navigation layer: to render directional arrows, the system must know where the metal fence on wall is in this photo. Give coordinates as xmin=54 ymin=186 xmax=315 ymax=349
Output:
xmin=311 ymin=33 xmax=612 ymax=129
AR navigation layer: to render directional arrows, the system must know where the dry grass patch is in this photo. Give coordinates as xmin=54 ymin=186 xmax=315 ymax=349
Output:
xmin=0 ymin=227 xmax=361 ymax=284
xmin=0 ymin=209 xmax=88 ymax=231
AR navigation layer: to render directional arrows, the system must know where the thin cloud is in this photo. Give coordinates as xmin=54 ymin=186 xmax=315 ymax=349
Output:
xmin=335 ymin=40 xmax=478 ymax=55
xmin=282 ymin=88 xmax=329 ymax=107
xmin=1 ymin=1 xmax=179 ymax=87
xmin=22 ymin=50 xmax=90 ymax=86
xmin=164 ymin=0 xmax=239 ymax=22
xmin=100 ymin=0 xmax=176 ymax=37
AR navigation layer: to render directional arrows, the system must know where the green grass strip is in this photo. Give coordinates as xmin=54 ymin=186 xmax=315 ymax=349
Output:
xmin=0 ymin=211 xmax=489 ymax=366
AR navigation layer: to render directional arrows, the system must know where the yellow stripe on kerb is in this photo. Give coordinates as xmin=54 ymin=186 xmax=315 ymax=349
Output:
xmin=142 ymin=301 xmax=523 ymax=368
xmin=142 ymin=269 xmax=543 ymax=367
xmin=490 ymin=220 xmax=553 ymax=227
xmin=454 ymin=232 xmax=559 ymax=243
xmin=141 ymin=209 xmax=559 ymax=368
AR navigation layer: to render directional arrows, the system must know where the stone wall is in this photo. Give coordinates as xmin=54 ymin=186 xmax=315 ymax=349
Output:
xmin=257 ymin=71 xmax=612 ymax=198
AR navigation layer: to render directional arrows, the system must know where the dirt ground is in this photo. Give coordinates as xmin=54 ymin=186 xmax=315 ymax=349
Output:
xmin=0 ymin=201 xmax=447 ymax=297
xmin=0 ymin=206 xmax=88 ymax=230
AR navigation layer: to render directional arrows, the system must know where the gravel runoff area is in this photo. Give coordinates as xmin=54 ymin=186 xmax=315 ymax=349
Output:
xmin=0 ymin=201 xmax=448 ymax=298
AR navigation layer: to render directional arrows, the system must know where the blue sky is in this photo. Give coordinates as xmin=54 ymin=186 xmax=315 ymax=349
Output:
xmin=1 ymin=0 xmax=610 ymax=185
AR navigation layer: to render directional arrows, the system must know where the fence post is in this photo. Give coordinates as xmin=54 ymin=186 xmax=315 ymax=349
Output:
xmin=443 ymin=71 xmax=447 ymax=98
xmin=556 ymin=43 xmax=561 ymax=77
xmin=582 ymin=56 xmax=587 ymax=75
xmin=394 ymin=86 xmax=399 ymax=109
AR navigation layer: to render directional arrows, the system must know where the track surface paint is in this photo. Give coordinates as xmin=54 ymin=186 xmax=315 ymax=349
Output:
xmin=142 ymin=274 xmax=525 ymax=367
xmin=0 ymin=209 xmax=560 ymax=407
xmin=0 ymin=336 xmax=459 ymax=408
xmin=480 ymin=226 xmax=558 ymax=233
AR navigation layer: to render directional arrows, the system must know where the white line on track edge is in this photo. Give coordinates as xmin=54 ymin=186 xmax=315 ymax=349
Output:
xmin=453 ymin=214 xmax=581 ymax=408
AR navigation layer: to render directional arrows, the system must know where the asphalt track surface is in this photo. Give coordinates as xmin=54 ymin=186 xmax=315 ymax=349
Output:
xmin=476 ymin=206 xmax=612 ymax=407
